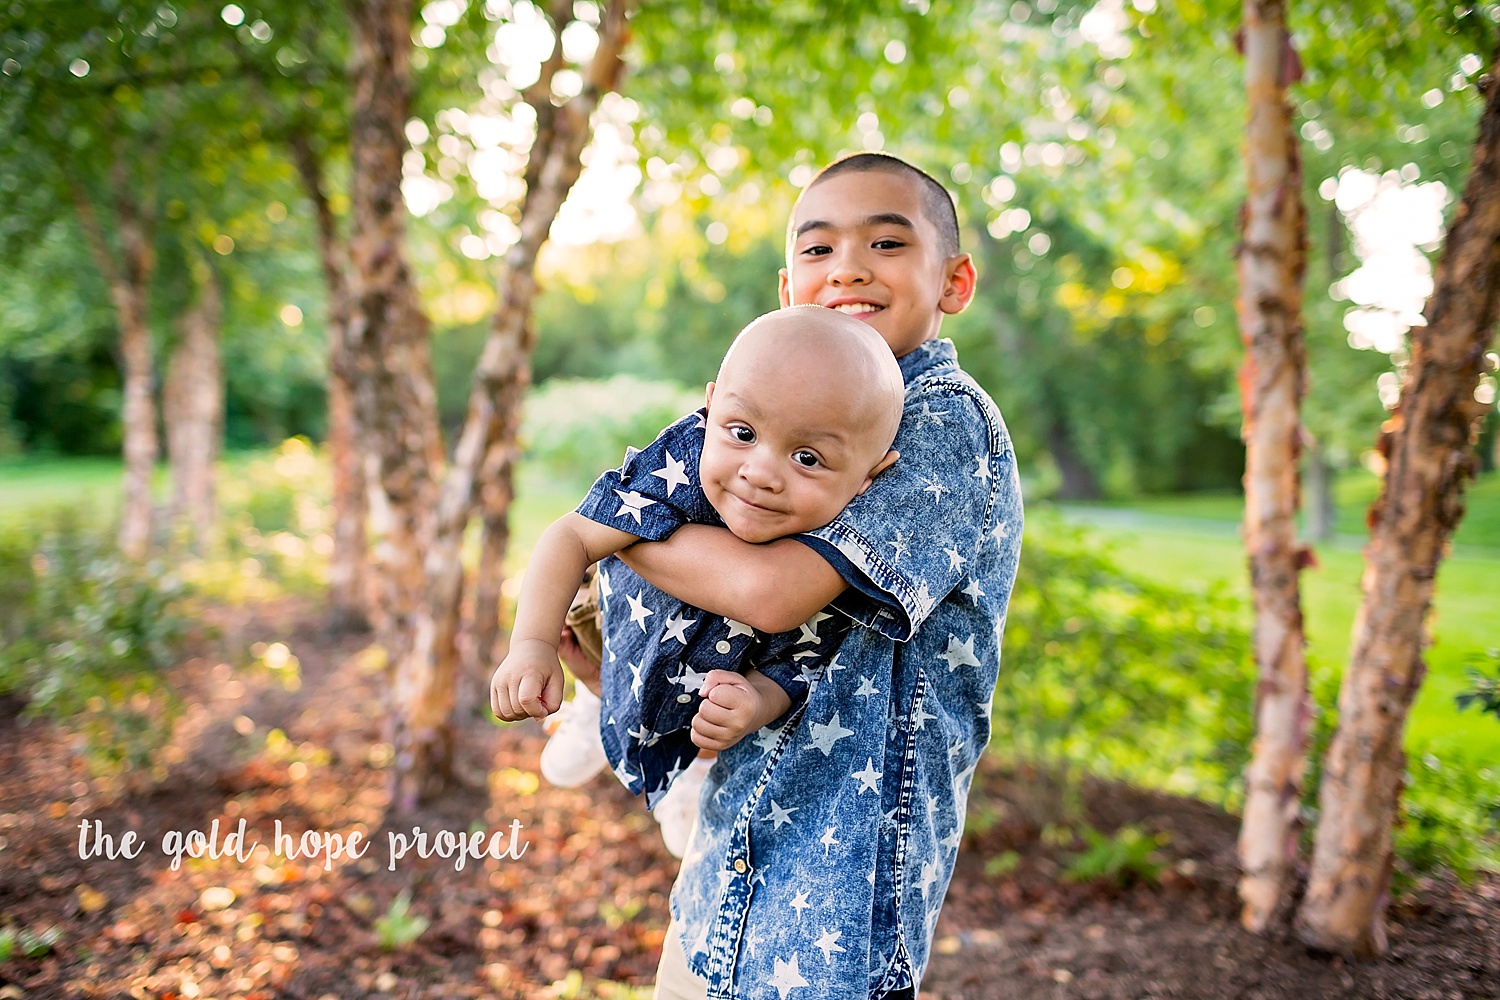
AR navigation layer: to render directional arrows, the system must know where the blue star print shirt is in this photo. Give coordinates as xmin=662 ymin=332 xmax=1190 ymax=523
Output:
xmin=665 ymin=339 xmax=1023 ymax=1000
xmin=574 ymin=411 xmax=852 ymax=809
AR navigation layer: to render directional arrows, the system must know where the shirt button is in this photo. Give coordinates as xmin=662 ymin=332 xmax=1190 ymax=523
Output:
xmin=677 ymin=693 xmax=692 ymax=704
xmin=733 ymin=858 xmax=747 ymax=874
xmin=715 ymin=640 xmax=732 ymax=654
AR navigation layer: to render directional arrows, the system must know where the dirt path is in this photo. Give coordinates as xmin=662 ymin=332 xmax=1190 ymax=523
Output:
xmin=0 ymin=600 xmax=1494 ymax=999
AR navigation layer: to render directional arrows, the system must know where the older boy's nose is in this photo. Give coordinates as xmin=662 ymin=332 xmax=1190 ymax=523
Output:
xmin=828 ymin=249 xmax=871 ymax=286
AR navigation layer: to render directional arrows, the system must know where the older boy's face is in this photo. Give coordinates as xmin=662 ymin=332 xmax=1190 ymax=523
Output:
xmin=780 ymin=170 xmax=974 ymax=358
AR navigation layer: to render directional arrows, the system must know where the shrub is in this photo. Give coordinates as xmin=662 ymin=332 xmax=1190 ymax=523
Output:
xmin=521 ymin=376 xmax=703 ymax=493
xmin=992 ymin=510 xmax=1254 ymax=826
xmin=0 ymin=509 xmax=190 ymax=777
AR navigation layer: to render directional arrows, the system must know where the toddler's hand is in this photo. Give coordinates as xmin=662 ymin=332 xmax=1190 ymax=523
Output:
xmin=692 ymin=670 xmax=763 ymax=752
xmin=490 ymin=639 xmax=565 ymax=722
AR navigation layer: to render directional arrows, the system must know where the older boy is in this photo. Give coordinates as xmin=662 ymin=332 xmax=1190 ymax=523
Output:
xmin=622 ymin=153 xmax=1023 ymax=999
xmin=492 ymin=307 xmax=906 ymax=838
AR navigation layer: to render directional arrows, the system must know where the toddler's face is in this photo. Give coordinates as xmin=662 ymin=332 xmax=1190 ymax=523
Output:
xmin=699 ymin=364 xmax=891 ymax=544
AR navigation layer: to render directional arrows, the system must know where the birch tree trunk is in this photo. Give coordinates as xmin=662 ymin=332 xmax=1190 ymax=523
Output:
xmin=425 ymin=0 xmax=632 ymax=722
xmin=1297 ymin=49 xmax=1500 ymax=958
xmin=67 ymin=159 xmax=159 ymax=560
xmin=343 ymin=0 xmax=447 ymax=808
xmin=293 ymin=132 xmax=370 ymax=631
xmin=1234 ymin=0 xmax=1311 ymax=934
xmin=164 ymin=253 xmax=223 ymax=552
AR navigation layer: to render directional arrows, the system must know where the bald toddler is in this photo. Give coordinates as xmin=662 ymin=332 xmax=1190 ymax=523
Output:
xmin=491 ymin=306 xmax=904 ymax=832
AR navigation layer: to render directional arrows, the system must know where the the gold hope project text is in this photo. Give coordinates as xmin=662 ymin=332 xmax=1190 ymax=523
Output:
xmin=76 ymin=818 xmax=529 ymax=872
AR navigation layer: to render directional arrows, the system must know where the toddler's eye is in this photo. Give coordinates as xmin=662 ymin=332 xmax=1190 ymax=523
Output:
xmin=792 ymin=450 xmax=820 ymax=468
xmin=731 ymin=426 xmax=755 ymax=443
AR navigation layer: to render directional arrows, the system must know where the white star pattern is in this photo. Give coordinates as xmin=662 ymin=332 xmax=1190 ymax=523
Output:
xmin=753 ymin=724 xmax=783 ymax=754
xmin=917 ymin=401 xmax=948 ymax=426
xmin=650 ymin=450 xmax=690 ymax=496
xmin=596 ymin=567 xmax=612 ymax=597
xmin=629 ymin=660 xmax=644 ymax=699
xmin=854 ymin=675 xmax=880 ymax=699
xmin=944 ymin=547 xmax=967 ymax=571
xmin=660 ymin=612 xmax=695 ymax=644
xmin=612 ymin=489 xmax=658 ymax=525
xmin=797 ymin=610 xmax=832 ymax=645
xmin=765 ymin=799 xmax=798 ymax=829
xmin=852 ymin=758 xmax=882 ymax=794
xmin=671 ymin=663 xmax=708 ymax=694
xmin=813 ymin=928 xmax=845 ymax=963
xmin=918 ymin=858 xmax=941 ymax=897
xmin=807 ymin=713 xmax=855 ymax=755
xmin=992 ymin=519 xmax=1011 ymax=543
xmin=888 ymin=530 xmax=910 ymax=564
xmin=826 ymin=655 xmax=847 ymax=675
xmin=819 ymin=826 xmax=839 ymax=856
xmin=974 ymin=453 xmax=991 ymax=481
xmin=912 ymin=699 xmax=937 ymax=731
xmin=788 ymin=889 xmax=812 ymax=918
xmin=627 ymin=591 xmax=653 ymax=631
xmin=767 ymin=955 xmax=809 ymax=999
xmin=745 ymin=927 xmax=762 ymax=958
xmin=962 ymin=577 xmax=985 ymax=602
xmin=922 ymin=476 xmax=950 ymax=503
xmin=940 ymin=827 xmax=963 ymax=851
xmin=612 ymin=759 xmax=637 ymax=787
xmin=723 ymin=617 xmax=755 ymax=640
xmin=940 ymin=634 xmax=981 ymax=672
xmin=915 ymin=580 xmax=936 ymax=617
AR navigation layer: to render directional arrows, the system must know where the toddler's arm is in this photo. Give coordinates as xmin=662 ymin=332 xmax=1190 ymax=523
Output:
xmin=490 ymin=512 xmax=637 ymax=722
xmin=692 ymin=669 xmax=793 ymax=752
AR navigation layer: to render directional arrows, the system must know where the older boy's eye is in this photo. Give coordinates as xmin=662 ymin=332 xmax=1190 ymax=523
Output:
xmin=792 ymin=450 xmax=820 ymax=468
xmin=801 ymin=244 xmax=831 ymax=256
xmin=873 ymin=239 xmax=905 ymax=250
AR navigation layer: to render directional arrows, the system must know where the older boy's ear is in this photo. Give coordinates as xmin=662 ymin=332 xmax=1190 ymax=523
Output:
xmin=777 ymin=268 xmax=792 ymax=308
xmin=857 ymin=449 xmax=900 ymax=495
xmin=940 ymin=253 xmax=977 ymax=315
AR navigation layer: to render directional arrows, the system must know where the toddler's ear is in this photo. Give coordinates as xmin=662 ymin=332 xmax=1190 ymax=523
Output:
xmin=857 ymin=449 xmax=899 ymax=495
xmin=704 ymin=381 xmax=716 ymax=410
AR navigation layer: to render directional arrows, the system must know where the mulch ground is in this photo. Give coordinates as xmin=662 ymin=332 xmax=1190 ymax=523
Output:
xmin=0 ymin=599 xmax=1495 ymax=1000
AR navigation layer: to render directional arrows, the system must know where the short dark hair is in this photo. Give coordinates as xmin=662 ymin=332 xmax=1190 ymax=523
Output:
xmin=805 ymin=153 xmax=962 ymax=257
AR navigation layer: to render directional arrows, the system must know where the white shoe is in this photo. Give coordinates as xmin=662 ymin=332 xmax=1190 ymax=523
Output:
xmin=656 ymin=756 xmax=712 ymax=858
xmin=538 ymin=686 xmax=607 ymax=787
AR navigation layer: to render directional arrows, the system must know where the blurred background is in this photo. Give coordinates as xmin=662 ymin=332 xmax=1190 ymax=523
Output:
xmin=0 ymin=0 xmax=1498 ymax=995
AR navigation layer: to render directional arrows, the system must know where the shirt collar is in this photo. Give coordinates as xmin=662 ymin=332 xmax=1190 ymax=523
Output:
xmin=896 ymin=337 xmax=957 ymax=384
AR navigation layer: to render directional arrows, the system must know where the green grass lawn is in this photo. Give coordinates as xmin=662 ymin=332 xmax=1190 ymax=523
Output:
xmin=1102 ymin=467 xmax=1500 ymax=552
xmin=1087 ymin=521 xmax=1500 ymax=768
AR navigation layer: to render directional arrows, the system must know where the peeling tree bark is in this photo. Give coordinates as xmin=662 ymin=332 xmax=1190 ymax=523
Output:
xmin=436 ymin=0 xmax=633 ymax=719
xmin=67 ymin=155 xmax=159 ymax=560
xmin=164 ymin=253 xmax=223 ymax=552
xmin=343 ymin=0 xmax=446 ymax=808
xmin=1234 ymin=0 xmax=1311 ymax=934
xmin=293 ymin=131 xmax=371 ymax=631
xmin=1297 ymin=49 xmax=1500 ymax=959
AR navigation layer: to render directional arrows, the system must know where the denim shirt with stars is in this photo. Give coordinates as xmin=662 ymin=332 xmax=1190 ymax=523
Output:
xmin=574 ymin=411 xmax=852 ymax=808
xmin=667 ymin=338 xmax=1023 ymax=1000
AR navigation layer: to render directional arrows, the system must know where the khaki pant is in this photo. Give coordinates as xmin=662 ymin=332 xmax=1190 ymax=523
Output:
xmin=653 ymin=917 xmax=711 ymax=1000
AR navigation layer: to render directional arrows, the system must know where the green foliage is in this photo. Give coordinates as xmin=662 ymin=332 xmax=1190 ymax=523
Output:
xmin=993 ymin=510 xmax=1254 ymax=825
xmin=1395 ymin=752 xmax=1500 ymax=883
xmin=374 ymin=891 xmax=429 ymax=952
xmin=0 ymin=509 xmax=188 ymax=777
xmin=2 ymin=924 xmax=62 ymax=961
xmin=1062 ymin=824 xmax=1169 ymax=887
xmin=520 ymin=376 xmax=704 ymax=494
xmin=983 ymin=850 xmax=1021 ymax=879
xmin=1456 ymin=649 xmax=1500 ymax=720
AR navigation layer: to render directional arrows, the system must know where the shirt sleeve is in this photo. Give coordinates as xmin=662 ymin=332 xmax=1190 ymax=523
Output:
xmin=796 ymin=384 xmax=996 ymax=642
xmin=574 ymin=410 xmax=714 ymax=542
